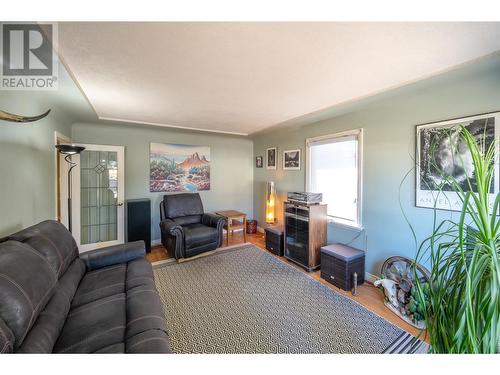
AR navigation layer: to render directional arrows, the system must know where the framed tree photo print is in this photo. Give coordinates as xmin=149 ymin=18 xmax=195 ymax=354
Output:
xmin=283 ymin=149 xmax=301 ymax=170
xmin=416 ymin=111 xmax=500 ymax=211
xmin=266 ymin=147 xmax=277 ymax=170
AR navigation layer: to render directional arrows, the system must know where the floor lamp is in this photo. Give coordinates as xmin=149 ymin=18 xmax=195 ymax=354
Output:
xmin=265 ymin=181 xmax=276 ymax=224
xmin=56 ymin=144 xmax=85 ymax=233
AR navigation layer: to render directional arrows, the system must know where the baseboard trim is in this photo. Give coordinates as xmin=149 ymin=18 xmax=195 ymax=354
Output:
xmin=365 ymin=271 xmax=378 ymax=284
xmin=257 ymin=226 xmax=265 ymax=234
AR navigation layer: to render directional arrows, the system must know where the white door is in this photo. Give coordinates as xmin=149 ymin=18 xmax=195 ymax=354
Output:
xmin=71 ymin=144 xmax=125 ymax=253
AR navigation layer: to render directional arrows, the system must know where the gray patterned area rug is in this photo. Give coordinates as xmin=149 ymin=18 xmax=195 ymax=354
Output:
xmin=153 ymin=244 xmax=409 ymax=354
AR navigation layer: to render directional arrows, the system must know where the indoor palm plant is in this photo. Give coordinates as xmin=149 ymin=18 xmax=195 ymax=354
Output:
xmin=411 ymin=125 xmax=500 ymax=353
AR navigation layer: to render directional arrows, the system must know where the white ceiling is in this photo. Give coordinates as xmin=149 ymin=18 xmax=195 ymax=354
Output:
xmin=57 ymin=22 xmax=500 ymax=135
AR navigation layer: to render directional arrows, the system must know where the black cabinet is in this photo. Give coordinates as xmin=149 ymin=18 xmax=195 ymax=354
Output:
xmin=126 ymin=199 xmax=151 ymax=252
xmin=265 ymin=226 xmax=284 ymax=256
xmin=320 ymin=244 xmax=365 ymax=291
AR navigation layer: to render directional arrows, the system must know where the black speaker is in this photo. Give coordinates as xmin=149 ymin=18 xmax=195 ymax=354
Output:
xmin=126 ymin=199 xmax=151 ymax=253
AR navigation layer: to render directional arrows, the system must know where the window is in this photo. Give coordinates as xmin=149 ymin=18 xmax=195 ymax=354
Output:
xmin=306 ymin=129 xmax=362 ymax=228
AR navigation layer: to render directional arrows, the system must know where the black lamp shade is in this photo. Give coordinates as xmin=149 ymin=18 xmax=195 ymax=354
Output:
xmin=55 ymin=144 xmax=85 ymax=155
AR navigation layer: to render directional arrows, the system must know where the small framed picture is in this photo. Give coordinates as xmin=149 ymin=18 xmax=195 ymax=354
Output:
xmin=266 ymin=147 xmax=277 ymax=170
xmin=256 ymin=156 xmax=263 ymax=168
xmin=283 ymin=149 xmax=301 ymax=170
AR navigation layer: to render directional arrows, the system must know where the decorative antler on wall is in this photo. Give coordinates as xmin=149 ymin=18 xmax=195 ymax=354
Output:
xmin=0 ymin=109 xmax=51 ymax=123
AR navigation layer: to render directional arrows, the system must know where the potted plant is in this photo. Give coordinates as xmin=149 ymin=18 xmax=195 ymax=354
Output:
xmin=411 ymin=125 xmax=500 ymax=353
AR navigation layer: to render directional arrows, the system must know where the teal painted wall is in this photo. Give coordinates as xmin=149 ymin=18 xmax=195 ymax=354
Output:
xmin=0 ymin=47 xmax=92 ymax=237
xmin=252 ymin=56 xmax=500 ymax=275
xmin=72 ymin=121 xmax=254 ymax=242
xmin=0 ymin=14 xmax=97 ymax=239
xmin=0 ymin=87 xmax=76 ymax=236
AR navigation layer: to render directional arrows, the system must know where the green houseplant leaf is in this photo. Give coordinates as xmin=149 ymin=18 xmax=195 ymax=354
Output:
xmin=407 ymin=125 xmax=500 ymax=353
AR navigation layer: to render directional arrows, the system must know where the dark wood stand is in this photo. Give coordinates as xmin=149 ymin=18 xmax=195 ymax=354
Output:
xmin=283 ymin=201 xmax=327 ymax=271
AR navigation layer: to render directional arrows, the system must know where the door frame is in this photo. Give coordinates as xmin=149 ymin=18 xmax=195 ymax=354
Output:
xmin=71 ymin=143 xmax=126 ymax=253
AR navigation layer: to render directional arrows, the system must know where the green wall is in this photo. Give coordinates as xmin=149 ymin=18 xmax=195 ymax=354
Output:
xmin=0 ymin=86 xmax=75 ymax=236
xmin=0 ymin=47 xmax=93 ymax=237
xmin=72 ymin=121 xmax=254 ymax=242
xmin=252 ymin=55 xmax=500 ymax=275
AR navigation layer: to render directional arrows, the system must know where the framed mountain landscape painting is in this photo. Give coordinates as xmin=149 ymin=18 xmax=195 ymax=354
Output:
xmin=150 ymin=143 xmax=211 ymax=192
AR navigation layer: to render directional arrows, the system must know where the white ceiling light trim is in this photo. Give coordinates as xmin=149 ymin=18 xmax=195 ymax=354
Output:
xmin=98 ymin=116 xmax=249 ymax=136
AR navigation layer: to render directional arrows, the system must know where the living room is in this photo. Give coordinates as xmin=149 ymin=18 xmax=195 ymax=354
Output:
xmin=1 ymin=1 xmax=500 ymax=372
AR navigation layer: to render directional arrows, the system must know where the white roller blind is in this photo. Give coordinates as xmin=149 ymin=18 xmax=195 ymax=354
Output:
xmin=308 ymin=131 xmax=361 ymax=226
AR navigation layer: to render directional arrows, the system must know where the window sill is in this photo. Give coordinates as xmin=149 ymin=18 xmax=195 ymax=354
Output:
xmin=327 ymin=218 xmax=364 ymax=232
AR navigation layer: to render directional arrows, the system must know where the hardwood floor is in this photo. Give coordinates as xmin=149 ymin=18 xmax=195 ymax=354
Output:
xmin=146 ymin=230 xmax=266 ymax=262
xmin=147 ymin=230 xmax=425 ymax=340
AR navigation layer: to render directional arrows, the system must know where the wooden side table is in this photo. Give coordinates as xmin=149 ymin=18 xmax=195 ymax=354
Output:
xmin=215 ymin=210 xmax=247 ymax=246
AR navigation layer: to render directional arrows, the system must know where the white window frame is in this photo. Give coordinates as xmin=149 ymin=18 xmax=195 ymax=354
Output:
xmin=305 ymin=128 xmax=363 ymax=229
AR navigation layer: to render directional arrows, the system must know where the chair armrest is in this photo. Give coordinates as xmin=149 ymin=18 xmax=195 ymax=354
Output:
xmin=159 ymin=219 xmax=184 ymax=236
xmin=201 ymin=213 xmax=226 ymax=228
xmin=79 ymin=241 xmax=145 ymax=271
xmin=202 ymin=213 xmax=226 ymax=248
xmin=159 ymin=219 xmax=185 ymax=259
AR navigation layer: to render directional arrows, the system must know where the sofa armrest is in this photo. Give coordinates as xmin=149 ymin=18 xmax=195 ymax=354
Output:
xmin=201 ymin=213 xmax=226 ymax=228
xmin=79 ymin=241 xmax=145 ymax=271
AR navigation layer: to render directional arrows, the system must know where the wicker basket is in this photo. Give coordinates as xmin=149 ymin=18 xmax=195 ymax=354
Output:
xmin=246 ymin=220 xmax=257 ymax=234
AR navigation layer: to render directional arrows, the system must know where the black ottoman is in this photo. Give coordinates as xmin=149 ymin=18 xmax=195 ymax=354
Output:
xmin=320 ymin=244 xmax=365 ymax=291
xmin=265 ymin=226 xmax=284 ymax=256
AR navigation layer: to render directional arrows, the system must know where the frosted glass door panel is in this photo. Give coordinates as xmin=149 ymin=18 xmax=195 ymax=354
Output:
xmin=80 ymin=150 xmax=118 ymax=245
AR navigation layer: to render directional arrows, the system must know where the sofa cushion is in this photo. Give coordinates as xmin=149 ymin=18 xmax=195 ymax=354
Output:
xmin=54 ymin=257 xmax=168 ymax=353
xmin=163 ymin=193 xmax=204 ymax=218
xmin=126 ymin=329 xmax=171 ymax=353
xmin=53 ymin=293 xmax=127 ymax=353
xmin=183 ymin=223 xmax=219 ymax=250
xmin=95 ymin=342 xmax=125 ymax=353
xmin=72 ymin=259 xmax=153 ymax=308
xmin=0 ymin=317 xmax=14 ymax=354
xmin=126 ymin=258 xmax=156 ymax=290
xmin=0 ymin=240 xmax=58 ymax=349
xmin=7 ymin=220 xmax=78 ymax=278
xmin=18 ymin=259 xmax=86 ymax=353
xmin=126 ymin=284 xmax=167 ymax=339
xmin=71 ymin=263 xmax=126 ymax=308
